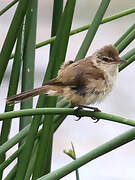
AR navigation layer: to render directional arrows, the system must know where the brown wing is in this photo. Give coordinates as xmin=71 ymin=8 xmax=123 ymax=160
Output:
xmin=57 ymin=58 xmax=105 ymax=86
xmin=42 ymin=61 xmax=75 ymax=86
xmin=43 ymin=58 xmax=105 ymax=93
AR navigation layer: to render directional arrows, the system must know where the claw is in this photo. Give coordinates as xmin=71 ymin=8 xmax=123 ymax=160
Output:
xmin=91 ymin=116 xmax=100 ymax=123
xmin=77 ymin=105 xmax=101 ymax=112
xmin=75 ymin=116 xmax=81 ymax=121
xmin=74 ymin=105 xmax=101 ymax=122
xmin=74 ymin=106 xmax=83 ymax=121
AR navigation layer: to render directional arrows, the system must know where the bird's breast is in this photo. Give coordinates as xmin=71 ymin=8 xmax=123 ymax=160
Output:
xmin=61 ymin=67 xmax=118 ymax=106
xmin=83 ymin=68 xmax=118 ymax=105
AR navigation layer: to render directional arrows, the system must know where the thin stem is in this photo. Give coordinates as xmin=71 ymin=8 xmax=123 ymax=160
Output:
xmin=0 ymin=108 xmax=135 ymax=128
xmin=32 ymin=0 xmax=75 ymax=179
xmin=49 ymin=0 xmax=63 ymax=53
xmin=9 ymin=7 xmax=135 ymax=60
xmin=0 ymin=24 xmax=23 ymax=179
xmin=114 ymin=24 xmax=135 ymax=47
xmin=117 ymin=29 xmax=135 ymax=53
xmin=0 ymin=0 xmax=32 ymax=85
xmin=119 ymin=54 xmax=135 ymax=72
xmin=0 ymin=107 xmax=134 ymax=167
xmin=0 ymin=124 xmax=30 ymax=155
xmin=24 ymin=140 xmax=39 ymax=180
xmin=4 ymin=165 xmax=17 ymax=180
xmin=75 ymin=0 xmax=111 ymax=60
xmin=20 ymin=0 xmax=37 ymax=130
xmin=0 ymin=144 xmax=23 ymax=172
xmin=121 ymin=48 xmax=135 ymax=60
xmin=0 ymin=0 xmax=19 ymax=16
xmin=37 ymin=127 xmax=135 ymax=180
xmin=64 ymin=143 xmax=80 ymax=180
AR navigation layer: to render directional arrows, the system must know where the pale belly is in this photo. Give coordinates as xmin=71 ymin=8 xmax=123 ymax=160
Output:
xmin=84 ymin=85 xmax=113 ymax=105
xmin=62 ymin=66 xmax=118 ymax=105
xmin=63 ymin=83 xmax=114 ymax=106
xmin=84 ymin=71 xmax=117 ymax=105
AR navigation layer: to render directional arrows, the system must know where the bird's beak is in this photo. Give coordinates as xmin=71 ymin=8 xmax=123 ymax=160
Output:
xmin=113 ymin=57 xmax=126 ymax=64
xmin=118 ymin=59 xmax=126 ymax=64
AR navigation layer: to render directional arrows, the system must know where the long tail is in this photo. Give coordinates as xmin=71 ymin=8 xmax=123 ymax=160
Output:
xmin=6 ymin=85 xmax=63 ymax=104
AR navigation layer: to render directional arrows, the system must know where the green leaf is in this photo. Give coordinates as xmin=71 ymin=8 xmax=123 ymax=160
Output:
xmin=64 ymin=143 xmax=80 ymax=180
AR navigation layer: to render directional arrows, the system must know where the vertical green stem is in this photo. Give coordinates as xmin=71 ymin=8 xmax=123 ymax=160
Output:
xmin=0 ymin=0 xmax=32 ymax=85
xmin=32 ymin=0 xmax=77 ymax=179
xmin=20 ymin=0 xmax=38 ymax=130
xmin=14 ymin=0 xmax=38 ymax=179
xmin=32 ymin=111 xmax=54 ymax=179
xmin=0 ymin=25 xmax=23 ymax=179
xmin=50 ymin=0 xmax=63 ymax=53
xmin=75 ymin=0 xmax=111 ymax=60
xmin=4 ymin=165 xmax=17 ymax=180
xmin=24 ymin=140 xmax=39 ymax=180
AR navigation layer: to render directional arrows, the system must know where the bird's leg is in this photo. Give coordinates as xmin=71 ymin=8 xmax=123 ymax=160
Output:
xmin=74 ymin=105 xmax=101 ymax=122
xmin=74 ymin=105 xmax=84 ymax=121
xmin=77 ymin=105 xmax=101 ymax=112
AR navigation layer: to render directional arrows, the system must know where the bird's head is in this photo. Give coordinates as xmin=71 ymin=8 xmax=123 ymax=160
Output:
xmin=95 ymin=45 xmax=125 ymax=65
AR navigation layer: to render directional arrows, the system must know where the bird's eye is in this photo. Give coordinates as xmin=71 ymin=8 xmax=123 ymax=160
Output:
xmin=68 ymin=60 xmax=74 ymax=64
xmin=102 ymin=56 xmax=109 ymax=62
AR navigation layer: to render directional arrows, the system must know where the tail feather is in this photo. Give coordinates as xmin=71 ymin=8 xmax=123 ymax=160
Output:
xmin=6 ymin=85 xmax=65 ymax=104
xmin=6 ymin=86 xmax=48 ymax=104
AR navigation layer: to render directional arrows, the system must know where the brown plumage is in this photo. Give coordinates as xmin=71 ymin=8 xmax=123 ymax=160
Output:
xmin=7 ymin=45 xmax=125 ymax=106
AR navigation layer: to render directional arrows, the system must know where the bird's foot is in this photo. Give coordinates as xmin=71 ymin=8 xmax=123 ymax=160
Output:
xmin=74 ymin=106 xmax=83 ymax=121
xmin=74 ymin=105 xmax=101 ymax=122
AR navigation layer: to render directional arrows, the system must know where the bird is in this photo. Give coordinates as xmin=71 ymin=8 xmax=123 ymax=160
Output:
xmin=7 ymin=45 xmax=125 ymax=111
